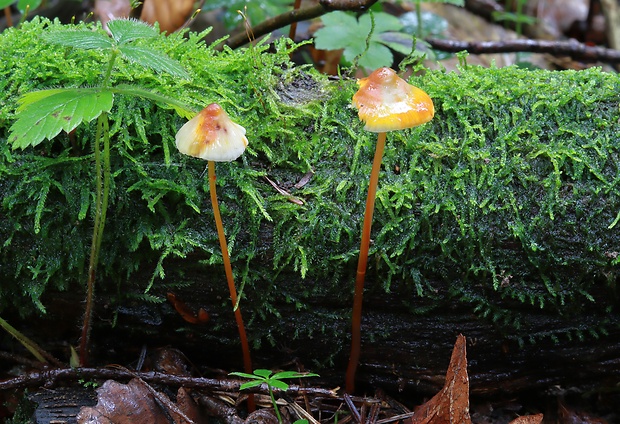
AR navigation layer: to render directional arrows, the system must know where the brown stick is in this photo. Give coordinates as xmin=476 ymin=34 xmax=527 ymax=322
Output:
xmin=221 ymin=0 xmax=380 ymax=50
xmin=0 ymin=367 xmax=338 ymax=396
xmin=425 ymin=38 xmax=620 ymax=63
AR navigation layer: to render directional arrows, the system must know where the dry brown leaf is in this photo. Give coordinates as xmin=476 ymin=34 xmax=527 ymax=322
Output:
xmin=140 ymin=0 xmax=195 ymax=33
xmin=76 ymin=378 xmax=171 ymax=424
xmin=509 ymin=413 xmax=544 ymax=424
xmin=407 ymin=334 xmax=472 ymax=424
xmin=77 ymin=378 xmax=201 ymax=423
xmin=94 ymin=0 xmax=132 ymax=28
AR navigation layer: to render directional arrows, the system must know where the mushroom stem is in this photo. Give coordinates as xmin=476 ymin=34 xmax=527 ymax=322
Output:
xmin=208 ymin=161 xmax=255 ymax=411
xmin=346 ymin=131 xmax=387 ymax=394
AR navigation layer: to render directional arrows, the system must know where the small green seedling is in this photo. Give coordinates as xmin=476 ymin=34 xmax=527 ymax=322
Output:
xmin=230 ymin=369 xmax=318 ymax=424
xmin=8 ymin=18 xmax=194 ymax=367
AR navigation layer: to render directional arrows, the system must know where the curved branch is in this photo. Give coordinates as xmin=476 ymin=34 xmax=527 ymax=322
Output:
xmin=221 ymin=0 xmax=379 ymax=50
xmin=0 ymin=366 xmax=338 ymax=396
xmin=425 ymin=38 xmax=620 ymax=63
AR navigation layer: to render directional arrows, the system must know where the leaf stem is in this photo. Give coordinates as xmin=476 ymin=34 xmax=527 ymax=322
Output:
xmin=102 ymin=50 xmax=118 ymax=88
xmin=269 ymin=386 xmax=284 ymax=423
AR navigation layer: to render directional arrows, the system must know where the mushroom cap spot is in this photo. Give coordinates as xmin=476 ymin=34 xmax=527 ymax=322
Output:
xmin=175 ymin=103 xmax=248 ymax=162
xmin=352 ymin=67 xmax=434 ymax=133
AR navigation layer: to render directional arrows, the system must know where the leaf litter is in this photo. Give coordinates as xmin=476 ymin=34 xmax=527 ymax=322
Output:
xmin=72 ymin=336 xmax=547 ymax=424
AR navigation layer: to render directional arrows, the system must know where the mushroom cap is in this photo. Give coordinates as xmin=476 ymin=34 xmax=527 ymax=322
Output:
xmin=175 ymin=103 xmax=248 ymax=162
xmin=352 ymin=67 xmax=434 ymax=133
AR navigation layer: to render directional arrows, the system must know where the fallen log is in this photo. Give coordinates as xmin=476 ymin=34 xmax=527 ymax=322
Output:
xmin=0 ymin=18 xmax=618 ymax=399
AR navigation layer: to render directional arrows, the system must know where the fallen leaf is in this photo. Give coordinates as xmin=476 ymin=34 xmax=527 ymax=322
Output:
xmin=408 ymin=334 xmax=472 ymax=424
xmin=76 ymin=378 xmax=170 ymax=424
xmin=509 ymin=413 xmax=543 ymax=424
xmin=94 ymin=0 xmax=132 ymax=28
xmin=140 ymin=0 xmax=195 ymax=33
xmin=76 ymin=377 xmax=199 ymax=423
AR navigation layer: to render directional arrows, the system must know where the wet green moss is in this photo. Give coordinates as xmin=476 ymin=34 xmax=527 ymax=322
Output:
xmin=0 ymin=18 xmax=618 ymax=349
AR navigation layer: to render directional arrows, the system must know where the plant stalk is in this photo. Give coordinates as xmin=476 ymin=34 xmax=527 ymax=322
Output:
xmin=80 ymin=113 xmax=111 ymax=366
xmin=346 ymin=131 xmax=386 ymax=393
xmin=208 ymin=161 xmax=255 ymax=411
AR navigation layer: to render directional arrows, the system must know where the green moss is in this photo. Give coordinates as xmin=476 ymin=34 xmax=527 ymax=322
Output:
xmin=0 ymin=18 xmax=618 ymax=350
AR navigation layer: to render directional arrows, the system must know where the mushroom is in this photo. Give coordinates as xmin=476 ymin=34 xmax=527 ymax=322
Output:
xmin=175 ymin=103 xmax=254 ymax=390
xmin=346 ymin=67 xmax=434 ymax=393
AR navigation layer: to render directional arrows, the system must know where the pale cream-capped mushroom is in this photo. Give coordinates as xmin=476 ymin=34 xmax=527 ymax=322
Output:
xmin=175 ymin=103 xmax=248 ymax=162
xmin=175 ymin=103 xmax=254 ymax=409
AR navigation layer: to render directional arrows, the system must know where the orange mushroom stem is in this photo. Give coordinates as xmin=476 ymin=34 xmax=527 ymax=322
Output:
xmin=346 ymin=68 xmax=434 ymax=393
xmin=175 ymin=103 xmax=255 ymax=410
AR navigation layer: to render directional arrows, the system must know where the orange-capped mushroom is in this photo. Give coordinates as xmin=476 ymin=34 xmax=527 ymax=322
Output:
xmin=352 ymin=67 xmax=434 ymax=132
xmin=346 ymin=67 xmax=434 ymax=394
xmin=175 ymin=103 xmax=248 ymax=162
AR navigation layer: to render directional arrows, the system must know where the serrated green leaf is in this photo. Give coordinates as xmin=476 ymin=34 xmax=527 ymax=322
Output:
xmin=107 ymin=18 xmax=159 ymax=44
xmin=9 ymin=88 xmax=114 ymax=149
xmin=359 ymin=11 xmax=403 ymax=34
xmin=42 ymin=30 xmax=114 ymax=50
xmin=313 ymin=12 xmax=358 ymax=51
xmin=17 ymin=89 xmax=72 ymax=111
xmin=118 ymin=45 xmax=191 ymax=79
xmin=357 ymin=43 xmax=393 ymax=70
xmin=112 ymin=84 xmax=196 ymax=118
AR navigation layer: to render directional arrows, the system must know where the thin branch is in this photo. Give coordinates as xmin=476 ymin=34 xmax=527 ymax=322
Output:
xmin=425 ymin=38 xmax=620 ymax=63
xmin=0 ymin=367 xmax=338 ymax=397
xmin=221 ymin=0 xmax=379 ymax=50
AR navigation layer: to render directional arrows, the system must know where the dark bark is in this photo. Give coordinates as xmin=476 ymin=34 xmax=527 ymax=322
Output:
xmin=3 ymin=269 xmax=618 ymax=399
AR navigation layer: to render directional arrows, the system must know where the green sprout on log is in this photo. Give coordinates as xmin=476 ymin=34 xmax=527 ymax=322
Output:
xmin=8 ymin=18 xmax=193 ymax=366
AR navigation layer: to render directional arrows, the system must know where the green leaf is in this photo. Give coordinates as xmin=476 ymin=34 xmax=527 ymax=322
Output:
xmin=315 ymin=11 xmax=407 ymax=70
xmin=17 ymin=89 xmax=72 ymax=111
xmin=352 ymin=43 xmax=393 ymax=70
xmin=118 ymin=45 xmax=191 ymax=79
xmin=268 ymin=379 xmax=289 ymax=390
xmin=42 ymin=30 xmax=114 ymax=50
xmin=359 ymin=11 xmax=402 ymax=34
xmin=239 ymin=380 xmax=265 ymax=390
xmin=271 ymin=371 xmax=318 ymax=380
xmin=107 ymin=18 xmax=159 ymax=44
xmin=112 ymin=84 xmax=196 ymax=118
xmin=9 ymin=88 xmax=114 ymax=149
xmin=0 ymin=0 xmax=15 ymax=7
xmin=252 ymin=369 xmax=273 ymax=378
xmin=313 ymin=12 xmax=359 ymax=52
xmin=229 ymin=371 xmax=261 ymax=380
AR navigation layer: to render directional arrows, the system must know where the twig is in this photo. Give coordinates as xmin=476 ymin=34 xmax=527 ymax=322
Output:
xmin=221 ymin=0 xmax=380 ymax=50
xmin=425 ymin=37 xmax=620 ymax=63
xmin=0 ymin=367 xmax=338 ymax=397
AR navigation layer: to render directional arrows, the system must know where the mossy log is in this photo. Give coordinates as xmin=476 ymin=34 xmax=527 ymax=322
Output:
xmin=0 ymin=19 xmax=619 ymax=396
